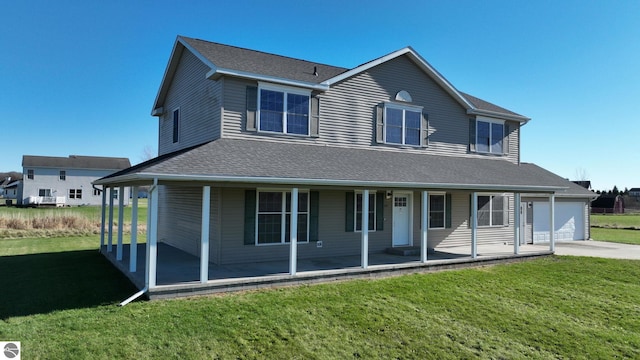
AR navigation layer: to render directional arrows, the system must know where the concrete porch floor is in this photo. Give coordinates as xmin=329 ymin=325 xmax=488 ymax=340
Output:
xmin=102 ymin=242 xmax=552 ymax=300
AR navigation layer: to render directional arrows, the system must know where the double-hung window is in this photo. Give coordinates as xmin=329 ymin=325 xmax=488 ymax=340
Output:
xmin=385 ymin=104 xmax=422 ymax=146
xmin=69 ymin=189 xmax=82 ymax=199
xmin=27 ymin=169 xmax=34 ymax=180
xmin=258 ymin=84 xmax=310 ymax=136
xmin=59 ymin=171 xmax=66 ymax=181
xmin=257 ymin=190 xmax=309 ymax=245
xmin=476 ymin=118 xmax=504 ymax=154
xmin=477 ymin=195 xmax=505 ymax=227
xmin=429 ymin=193 xmax=446 ymax=229
xmin=355 ymin=192 xmax=376 ymax=231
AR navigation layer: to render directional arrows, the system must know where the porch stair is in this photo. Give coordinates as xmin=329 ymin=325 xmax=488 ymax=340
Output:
xmin=386 ymin=246 xmax=421 ymax=256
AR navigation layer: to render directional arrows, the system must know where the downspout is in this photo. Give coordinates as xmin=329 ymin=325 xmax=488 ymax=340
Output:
xmin=119 ymin=179 xmax=158 ymax=306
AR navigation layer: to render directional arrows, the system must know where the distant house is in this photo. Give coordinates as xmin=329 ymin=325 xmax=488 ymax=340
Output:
xmin=591 ymin=195 xmax=624 ymax=214
xmin=572 ymin=181 xmax=591 ymax=190
xmin=20 ymin=155 xmax=131 ymax=206
xmin=2 ymin=180 xmax=22 ymax=205
xmin=629 ymin=188 xmax=640 ymax=199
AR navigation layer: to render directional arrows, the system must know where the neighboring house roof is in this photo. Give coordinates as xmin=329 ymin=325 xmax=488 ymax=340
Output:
xmin=97 ymin=139 xmax=578 ymax=194
xmin=4 ymin=180 xmax=21 ymax=189
xmin=629 ymin=188 xmax=640 ymax=192
xmin=153 ymin=36 xmax=529 ymax=122
xmin=519 ymin=164 xmax=596 ymax=198
xmin=22 ymin=155 xmax=131 ymax=170
xmin=571 ymin=180 xmax=591 ymax=189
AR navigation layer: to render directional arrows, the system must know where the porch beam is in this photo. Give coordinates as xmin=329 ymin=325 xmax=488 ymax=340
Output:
xmin=421 ymin=190 xmax=428 ymax=263
xmin=100 ymin=186 xmax=106 ymax=250
xmin=116 ymin=186 xmax=125 ymax=261
xmin=107 ymin=187 xmax=114 ymax=253
xmin=361 ymin=189 xmax=369 ymax=269
xmin=200 ymin=186 xmax=210 ymax=283
xmin=549 ymin=193 xmax=555 ymax=252
xmin=514 ymin=192 xmax=521 ymax=255
xmin=130 ymin=186 xmax=138 ymax=273
xmin=289 ymin=187 xmax=298 ymax=276
xmin=471 ymin=192 xmax=478 ymax=259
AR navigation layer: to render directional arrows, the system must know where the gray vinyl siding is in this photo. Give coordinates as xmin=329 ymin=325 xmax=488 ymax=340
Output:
xmin=414 ymin=191 xmax=516 ymax=249
xmin=219 ymin=55 xmax=519 ymax=163
xmin=158 ymin=49 xmax=222 ymax=155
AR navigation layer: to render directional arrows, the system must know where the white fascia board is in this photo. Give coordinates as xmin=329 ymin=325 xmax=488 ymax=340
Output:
xmin=206 ymin=67 xmax=329 ymax=91
xmin=322 ymin=47 xmax=475 ymax=110
xmin=95 ymin=172 xmax=564 ymax=193
xmin=468 ymin=109 xmax=530 ymax=123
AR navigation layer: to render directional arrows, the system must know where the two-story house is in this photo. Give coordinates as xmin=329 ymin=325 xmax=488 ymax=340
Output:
xmin=95 ymin=36 xmax=594 ymax=301
xmin=21 ymin=155 xmax=131 ymax=206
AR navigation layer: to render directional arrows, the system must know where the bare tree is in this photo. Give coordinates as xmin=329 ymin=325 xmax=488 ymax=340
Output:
xmin=574 ymin=167 xmax=589 ymax=181
xmin=140 ymin=145 xmax=156 ymax=162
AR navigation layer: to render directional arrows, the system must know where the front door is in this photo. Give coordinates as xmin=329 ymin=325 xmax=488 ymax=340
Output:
xmin=392 ymin=193 xmax=411 ymax=247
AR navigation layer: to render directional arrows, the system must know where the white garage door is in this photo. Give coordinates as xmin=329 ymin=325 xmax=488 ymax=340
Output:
xmin=533 ymin=202 xmax=585 ymax=242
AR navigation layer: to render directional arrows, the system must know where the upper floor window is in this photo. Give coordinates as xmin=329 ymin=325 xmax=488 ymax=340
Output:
xmin=172 ymin=108 xmax=180 ymax=143
xmin=59 ymin=170 xmax=66 ymax=181
xmin=385 ymin=104 xmax=422 ymax=146
xmin=258 ymin=85 xmax=310 ymax=136
xmin=476 ymin=118 xmax=504 ymax=154
xmin=27 ymin=169 xmax=34 ymax=180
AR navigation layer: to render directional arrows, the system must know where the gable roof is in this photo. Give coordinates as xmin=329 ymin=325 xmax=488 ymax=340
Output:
xmin=22 ymin=155 xmax=131 ymax=170
xmin=97 ymin=138 xmax=578 ymax=195
xmin=152 ymin=36 xmax=529 ymax=122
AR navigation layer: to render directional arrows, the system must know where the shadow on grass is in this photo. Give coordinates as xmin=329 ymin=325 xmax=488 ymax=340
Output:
xmin=0 ymin=250 xmax=138 ymax=319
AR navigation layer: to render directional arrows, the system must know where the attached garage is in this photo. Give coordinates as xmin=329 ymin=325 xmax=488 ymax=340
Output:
xmin=532 ymin=200 xmax=588 ymax=242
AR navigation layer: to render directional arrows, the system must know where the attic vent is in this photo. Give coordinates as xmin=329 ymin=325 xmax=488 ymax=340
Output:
xmin=313 ymin=66 xmax=318 ymax=77
xmin=395 ymin=90 xmax=412 ymax=102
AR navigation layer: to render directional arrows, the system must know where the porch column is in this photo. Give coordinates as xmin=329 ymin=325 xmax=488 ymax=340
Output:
xmin=200 ymin=186 xmax=210 ymax=283
xmin=107 ymin=186 xmax=114 ymax=253
xmin=549 ymin=193 xmax=555 ymax=252
xmin=116 ymin=185 xmax=125 ymax=261
xmin=289 ymin=187 xmax=298 ymax=275
xmin=421 ymin=190 xmax=428 ymax=263
xmin=145 ymin=180 xmax=159 ymax=289
xmin=129 ymin=186 xmax=138 ymax=273
xmin=361 ymin=189 xmax=369 ymax=269
xmin=514 ymin=193 xmax=521 ymax=255
xmin=471 ymin=192 xmax=478 ymax=259
xmin=100 ymin=186 xmax=106 ymax=250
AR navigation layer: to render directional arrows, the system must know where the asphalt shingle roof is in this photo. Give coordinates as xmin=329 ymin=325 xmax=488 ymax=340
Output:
xmin=99 ymin=139 xmax=590 ymax=197
xmin=23 ymin=155 xmax=131 ymax=170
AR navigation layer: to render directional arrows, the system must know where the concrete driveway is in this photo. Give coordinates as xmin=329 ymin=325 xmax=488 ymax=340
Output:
xmin=535 ymin=240 xmax=640 ymax=260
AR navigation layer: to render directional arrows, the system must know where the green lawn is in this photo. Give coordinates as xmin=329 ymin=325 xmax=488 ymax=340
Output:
xmin=591 ymin=213 xmax=640 ymax=228
xmin=1 ymin=237 xmax=639 ymax=359
xmin=591 ymin=227 xmax=640 ymax=245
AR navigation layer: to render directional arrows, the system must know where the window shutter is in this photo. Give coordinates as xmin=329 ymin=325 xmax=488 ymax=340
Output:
xmin=421 ymin=112 xmax=429 ymax=147
xmin=503 ymin=123 xmax=510 ymax=155
xmin=376 ymin=104 xmax=384 ymax=143
xmin=244 ymin=190 xmax=256 ymax=245
xmin=376 ymin=192 xmax=384 ymax=231
xmin=469 ymin=118 xmax=476 ymax=152
xmin=445 ymin=193 xmax=452 ymax=228
xmin=345 ymin=192 xmax=354 ymax=232
xmin=309 ymin=191 xmax=319 ymax=241
xmin=246 ymin=86 xmax=258 ymax=131
xmin=310 ymin=95 xmax=320 ymax=137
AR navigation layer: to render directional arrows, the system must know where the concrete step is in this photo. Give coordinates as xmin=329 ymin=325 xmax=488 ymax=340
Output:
xmin=385 ymin=246 xmax=421 ymax=256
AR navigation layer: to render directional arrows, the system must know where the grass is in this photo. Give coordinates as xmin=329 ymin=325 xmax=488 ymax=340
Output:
xmin=0 ymin=200 xmax=147 ymax=239
xmin=591 ymin=213 xmax=640 ymax=229
xmin=1 ymin=237 xmax=639 ymax=358
xmin=591 ymin=227 xmax=640 ymax=245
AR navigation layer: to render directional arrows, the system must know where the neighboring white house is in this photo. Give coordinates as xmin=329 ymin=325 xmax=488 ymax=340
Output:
xmin=1 ymin=179 xmax=22 ymax=205
xmin=20 ymin=155 xmax=131 ymax=206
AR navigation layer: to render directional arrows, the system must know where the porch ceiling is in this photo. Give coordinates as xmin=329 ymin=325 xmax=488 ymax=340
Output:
xmin=94 ymin=138 xmax=573 ymax=194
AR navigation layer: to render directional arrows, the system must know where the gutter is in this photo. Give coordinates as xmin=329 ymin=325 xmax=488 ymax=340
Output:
xmin=94 ymin=172 xmax=566 ymax=194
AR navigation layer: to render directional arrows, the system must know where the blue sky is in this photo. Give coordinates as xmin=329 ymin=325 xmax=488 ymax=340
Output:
xmin=1 ymin=0 xmax=638 ymax=191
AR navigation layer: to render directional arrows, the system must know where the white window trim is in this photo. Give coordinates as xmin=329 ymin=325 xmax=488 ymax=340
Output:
xmin=354 ymin=190 xmax=377 ymax=233
xmin=428 ymin=192 xmax=446 ymax=230
xmin=59 ymin=170 xmax=66 ymax=181
xmin=475 ymin=116 xmax=505 ymax=155
xmin=255 ymin=189 xmax=310 ymax=246
xmin=476 ymin=193 xmax=508 ymax=228
xmin=384 ymin=102 xmax=424 ymax=147
xmin=257 ymin=83 xmax=312 ymax=137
